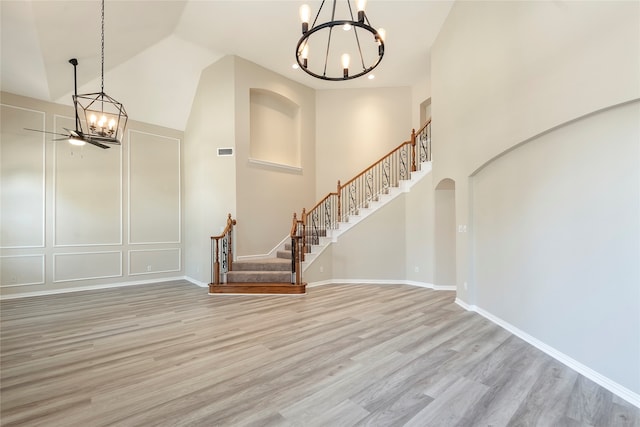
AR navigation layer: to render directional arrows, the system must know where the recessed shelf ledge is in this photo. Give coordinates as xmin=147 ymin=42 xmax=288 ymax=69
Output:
xmin=248 ymin=158 xmax=302 ymax=174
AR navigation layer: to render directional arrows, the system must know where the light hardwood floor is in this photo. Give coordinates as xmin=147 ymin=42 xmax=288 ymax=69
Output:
xmin=1 ymin=281 xmax=638 ymax=426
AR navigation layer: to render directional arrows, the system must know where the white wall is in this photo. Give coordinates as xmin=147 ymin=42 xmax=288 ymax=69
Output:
xmin=431 ymin=0 xmax=640 ymax=397
xmin=331 ymin=194 xmax=407 ymax=281
xmin=405 ymin=172 xmax=435 ymax=285
xmin=315 ymin=87 xmax=412 ymax=197
xmin=473 ymin=101 xmax=640 ymax=395
xmin=233 ymin=57 xmax=316 ymax=257
xmin=183 ymin=56 xmax=237 ymax=284
xmin=1 ymin=92 xmax=184 ymax=296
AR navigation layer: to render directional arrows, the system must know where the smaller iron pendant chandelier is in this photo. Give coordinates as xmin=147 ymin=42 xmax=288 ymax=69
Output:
xmin=296 ymin=0 xmax=385 ymax=81
xmin=72 ymin=0 xmax=127 ymax=146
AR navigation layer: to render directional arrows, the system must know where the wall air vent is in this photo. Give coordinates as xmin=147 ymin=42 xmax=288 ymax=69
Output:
xmin=217 ymin=148 xmax=233 ymax=157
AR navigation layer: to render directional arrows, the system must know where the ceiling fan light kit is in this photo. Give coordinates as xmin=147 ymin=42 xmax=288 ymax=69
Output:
xmin=296 ymin=0 xmax=385 ymax=81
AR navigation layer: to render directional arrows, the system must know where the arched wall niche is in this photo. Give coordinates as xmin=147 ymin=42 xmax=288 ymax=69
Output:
xmin=435 ymin=177 xmax=455 ymax=190
xmin=249 ymin=88 xmax=301 ymax=169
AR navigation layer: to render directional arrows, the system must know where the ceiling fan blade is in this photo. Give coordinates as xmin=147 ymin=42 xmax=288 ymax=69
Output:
xmin=63 ymin=128 xmax=80 ymax=137
xmin=24 ymin=128 xmax=69 ymax=137
xmin=85 ymin=139 xmax=110 ymax=149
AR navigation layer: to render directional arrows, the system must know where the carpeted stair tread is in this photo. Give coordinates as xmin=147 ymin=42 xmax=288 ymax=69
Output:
xmin=233 ymin=258 xmax=291 ymax=271
xmin=227 ymin=270 xmax=291 ymax=283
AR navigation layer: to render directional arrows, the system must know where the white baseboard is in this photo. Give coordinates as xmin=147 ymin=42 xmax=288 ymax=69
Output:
xmin=184 ymin=276 xmax=208 ymax=288
xmin=0 ymin=276 xmax=198 ymax=300
xmin=455 ymin=298 xmax=640 ymax=409
xmin=306 ymin=279 xmax=454 ymax=291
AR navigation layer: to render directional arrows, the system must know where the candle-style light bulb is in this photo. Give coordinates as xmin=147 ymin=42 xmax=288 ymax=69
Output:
xmin=300 ymin=4 xmax=310 ymax=33
xmin=90 ymin=114 xmax=97 ymax=125
xmin=357 ymin=0 xmax=367 ymax=22
xmin=108 ymin=119 xmax=116 ymax=131
xmin=377 ymin=28 xmax=386 ymax=42
xmin=301 ymin=44 xmax=309 ymax=68
xmin=342 ymin=53 xmax=350 ymax=78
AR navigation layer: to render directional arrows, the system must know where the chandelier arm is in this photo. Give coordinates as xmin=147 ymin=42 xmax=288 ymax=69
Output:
xmin=311 ymin=0 xmax=327 ymax=28
xmin=296 ymin=20 xmax=384 ymax=81
xmin=323 ymin=25 xmax=335 ymax=78
xmin=353 ymin=26 xmax=366 ymax=70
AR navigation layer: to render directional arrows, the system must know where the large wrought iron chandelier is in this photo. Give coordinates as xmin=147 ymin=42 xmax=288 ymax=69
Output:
xmin=71 ymin=0 xmax=127 ymax=147
xmin=296 ymin=0 xmax=385 ymax=81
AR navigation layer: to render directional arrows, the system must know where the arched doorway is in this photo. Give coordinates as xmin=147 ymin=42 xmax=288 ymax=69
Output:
xmin=435 ymin=178 xmax=456 ymax=288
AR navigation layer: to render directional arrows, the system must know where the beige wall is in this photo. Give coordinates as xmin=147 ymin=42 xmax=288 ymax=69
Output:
xmin=432 ymin=0 xmax=640 ymax=395
xmin=183 ymin=56 xmax=237 ymax=284
xmin=1 ymin=92 xmax=184 ymax=296
xmin=315 ymin=87 xmax=413 ymax=197
xmin=233 ymin=57 xmax=316 ymax=257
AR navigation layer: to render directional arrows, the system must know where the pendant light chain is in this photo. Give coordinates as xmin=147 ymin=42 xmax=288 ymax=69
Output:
xmin=101 ymin=0 xmax=105 ymax=93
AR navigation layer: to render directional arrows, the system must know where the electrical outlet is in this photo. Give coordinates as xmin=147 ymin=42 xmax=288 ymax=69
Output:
xmin=414 ymin=266 xmax=419 ymax=273
xmin=319 ymin=266 xmax=324 ymax=273
xmin=146 ymin=265 xmax=152 ymax=272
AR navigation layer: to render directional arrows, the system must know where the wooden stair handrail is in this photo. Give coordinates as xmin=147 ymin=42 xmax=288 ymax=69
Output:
xmin=210 ymin=213 xmax=236 ymax=285
xmin=288 ymin=122 xmax=432 ymax=286
xmin=340 ymin=140 xmax=413 ymax=190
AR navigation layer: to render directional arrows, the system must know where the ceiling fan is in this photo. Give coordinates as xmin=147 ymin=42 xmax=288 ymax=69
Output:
xmin=26 ymin=59 xmax=111 ymax=150
xmin=24 ymin=0 xmax=127 ymax=150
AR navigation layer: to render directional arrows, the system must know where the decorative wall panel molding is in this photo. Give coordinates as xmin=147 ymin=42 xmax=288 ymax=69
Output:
xmin=0 ymin=105 xmax=46 ymax=248
xmin=0 ymin=255 xmax=45 ymax=287
xmin=128 ymin=248 xmax=181 ymax=275
xmin=53 ymin=251 xmax=122 ymax=282
xmin=53 ymin=115 xmax=123 ymax=246
xmin=128 ymin=130 xmax=181 ymax=244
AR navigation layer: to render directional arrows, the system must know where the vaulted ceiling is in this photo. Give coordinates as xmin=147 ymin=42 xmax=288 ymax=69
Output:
xmin=1 ymin=1 xmax=453 ymax=130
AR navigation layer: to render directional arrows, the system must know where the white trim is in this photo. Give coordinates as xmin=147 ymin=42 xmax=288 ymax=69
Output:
xmin=127 ymin=248 xmax=182 ymax=276
xmin=248 ymin=158 xmax=302 ymax=173
xmin=237 ymin=234 xmax=289 ymax=260
xmin=0 ymin=276 xmax=189 ymax=300
xmin=127 ymin=129 xmax=182 ymax=245
xmin=184 ymin=276 xmax=208 ymax=288
xmin=0 ymin=254 xmax=46 ymax=287
xmin=0 ymin=104 xmax=46 ymax=249
xmin=306 ymin=279 xmax=454 ymax=291
xmin=455 ymin=298 xmax=640 ymax=409
xmin=53 ymin=114 xmax=124 ymax=247
xmin=52 ymin=250 xmax=123 ymax=283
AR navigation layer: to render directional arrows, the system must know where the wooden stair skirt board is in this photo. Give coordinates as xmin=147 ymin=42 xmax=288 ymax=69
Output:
xmin=209 ymin=257 xmax=305 ymax=295
xmin=209 ymin=282 xmax=306 ymax=295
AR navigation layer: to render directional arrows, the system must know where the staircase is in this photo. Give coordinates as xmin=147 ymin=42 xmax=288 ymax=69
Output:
xmin=208 ymin=243 xmax=306 ymax=295
xmin=209 ymin=121 xmax=431 ymax=296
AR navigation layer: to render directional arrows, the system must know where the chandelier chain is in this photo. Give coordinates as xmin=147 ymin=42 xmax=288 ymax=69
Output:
xmin=101 ymin=0 xmax=105 ymax=93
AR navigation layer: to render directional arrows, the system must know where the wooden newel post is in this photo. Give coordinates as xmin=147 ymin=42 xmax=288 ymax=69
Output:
xmin=411 ymin=128 xmax=417 ymax=172
xmin=227 ymin=213 xmax=236 ymax=272
xmin=337 ymin=180 xmax=342 ymax=222
xmin=301 ymin=208 xmax=307 ymax=262
xmin=213 ymin=237 xmax=220 ymax=285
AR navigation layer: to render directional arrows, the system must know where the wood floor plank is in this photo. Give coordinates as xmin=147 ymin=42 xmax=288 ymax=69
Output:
xmin=1 ymin=281 xmax=638 ymax=426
